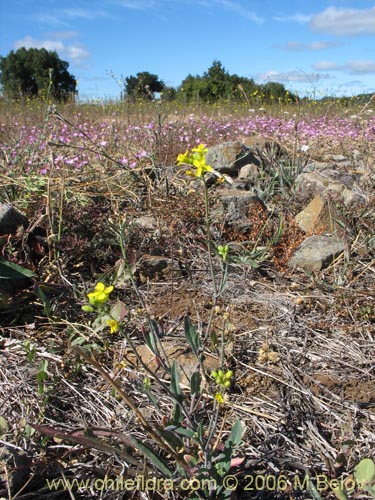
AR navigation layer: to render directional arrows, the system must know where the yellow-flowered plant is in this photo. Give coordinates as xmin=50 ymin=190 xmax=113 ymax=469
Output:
xmin=82 ymin=282 xmax=118 ymax=335
xmin=106 ymin=318 xmax=119 ymax=334
xmin=87 ymin=282 xmax=114 ymax=307
xmin=217 ymin=244 xmax=229 ymax=262
xmin=176 ymin=144 xmax=213 ymax=178
xmin=212 ymin=369 xmax=233 ymax=404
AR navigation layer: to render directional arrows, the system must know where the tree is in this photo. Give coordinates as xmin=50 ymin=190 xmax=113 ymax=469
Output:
xmin=124 ymin=71 xmax=165 ymax=100
xmin=0 ymin=47 xmax=76 ymax=101
xmin=178 ymin=61 xmax=259 ymax=103
xmin=261 ymin=81 xmax=297 ymax=102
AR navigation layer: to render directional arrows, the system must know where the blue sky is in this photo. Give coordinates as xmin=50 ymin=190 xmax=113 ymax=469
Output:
xmin=0 ymin=0 xmax=374 ymax=100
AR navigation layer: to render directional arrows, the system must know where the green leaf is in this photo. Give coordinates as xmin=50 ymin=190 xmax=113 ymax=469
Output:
xmin=158 ymin=428 xmax=184 ymax=451
xmin=171 ymin=402 xmax=183 ymax=426
xmin=190 ymin=370 xmax=202 ymax=395
xmin=0 ymin=259 xmax=34 ymax=279
xmin=167 ymin=426 xmax=195 ymax=439
xmin=354 ymin=458 xmax=375 ymax=486
xmin=362 ymin=485 xmax=375 ymax=497
xmin=144 ymin=329 xmax=157 ymax=355
xmin=130 ymin=435 xmax=173 ymax=477
xmin=170 ymin=360 xmax=182 ymax=396
xmin=0 ymin=416 xmax=9 ymax=437
xmin=184 ymin=316 xmax=201 ymax=354
xmin=308 ymin=479 xmax=324 ymax=500
xmin=34 ymin=282 xmax=51 ymax=316
xmin=226 ymin=420 xmax=243 ymax=448
xmin=332 ymin=487 xmax=349 ymax=500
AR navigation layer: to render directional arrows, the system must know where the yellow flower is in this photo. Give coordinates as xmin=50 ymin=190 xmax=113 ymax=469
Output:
xmin=214 ymin=392 xmax=225 ymax=404
xmin=191 ymin=144 xmax=208 ymax=155
xmin=193 ymin=157 xmax=212 ymax=177
xmin=87 ymin=282 xmax=114 ymax=306
xmin=106 ymin=319 xmax=119 ymax=334
xmin=177 ymin=151 xmax=190 ymax=165
xmin=176 ymin=144 xmax=213 ymax=178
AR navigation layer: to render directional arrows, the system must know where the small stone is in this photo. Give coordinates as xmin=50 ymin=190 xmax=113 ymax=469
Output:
xmin=238 ymin=163 xmax=259 ymax=180
xmin=288 ymin=235 xmax=344 ymax=272
xmin=0 ymin=203 xmax=28 ymax=236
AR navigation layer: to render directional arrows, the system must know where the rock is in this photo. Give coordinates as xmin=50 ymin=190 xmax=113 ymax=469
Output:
xmin=295 ymin=193 xmax=338 ymax=235
xmin=135 ymin=255 xmax=181 ymax=282
xmin=295 ymin=171 xmax=365 ymax=207
xmin=133 ymin=215 xmax=158 ymax=230
xmin=288 ymin=235 xmax=344 ymax=272
xmin=0 ymin=203 xmax=28 ymax=236
xmin=240 ymin=135 xmax=268 ymax=150
xmin=0 ymin=447 xmax=32 ymax=496
xmin=219 ymin=189 xmax=268 ymax=223
xmin=205 ymin=141 xmax=260 ymax=175
xmin=126 ymin=341 xmax=219 ymax=386
xmin=238 ymin=163 xmax=260 ymax=180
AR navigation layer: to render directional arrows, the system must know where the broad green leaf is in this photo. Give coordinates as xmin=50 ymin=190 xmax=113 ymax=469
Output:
xmin=226 ymin=420 xmax=243 ymax=448
xmin=0 ymin=259 xmax=34 ymax=279
xmin=354 ymin=458 xmax=375 ymax=486
xmin=130 ymin=435 xmax=173 ymax=477
xmin=171 ymin=403 xmax=183 ymax=425
xmin=170 ymin=360 xmax=182 ymax=396
xmin=144 ymin=330 xmax=157 ymax=354
xmin=171 ymin=426 xmax=195 ymax=439
xmin=184 ymin=316 xmax=201 ymax=354
xmin=190 ymin=371 xmax=202 ymax=395
xmin=332 ymin=487 xmax=349 ymax=500
xmin=158 ymin=428 xmax=184 ymax=451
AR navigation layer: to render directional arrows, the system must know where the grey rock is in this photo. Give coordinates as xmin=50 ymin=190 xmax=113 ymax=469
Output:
xmin=206 ymin=141 xmax=260 ymax=175
xmin=295 ymin=171 xmax=365 ymax=207
xmin=288 ymin=235 xmax=344 ymax=272
xmin=238 ymin=163 xmax=259 ymax=180
xmin=0 ymin=203 xmax=28 ymax=236
xmin=220 ymin=189 xmax=268 ymax=222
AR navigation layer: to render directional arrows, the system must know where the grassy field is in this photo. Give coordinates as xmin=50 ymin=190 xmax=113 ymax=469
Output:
xmin=1 ymin=96 xmax=375 ymax=500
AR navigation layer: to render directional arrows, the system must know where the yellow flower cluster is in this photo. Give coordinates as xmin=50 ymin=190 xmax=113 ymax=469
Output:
xmin=212 ymin=369 xmax=233 ymax=404
xmin=176 ymin=144 xmax=213 ymax=178
xmin=212 ymin=369 xmax=233 ymax=388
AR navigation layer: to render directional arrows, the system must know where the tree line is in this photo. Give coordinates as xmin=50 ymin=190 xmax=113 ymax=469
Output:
xmin=0 ymin=47 xmax=295 ymax=103
xmin=123 ymin=60 xmax=296 ymax=104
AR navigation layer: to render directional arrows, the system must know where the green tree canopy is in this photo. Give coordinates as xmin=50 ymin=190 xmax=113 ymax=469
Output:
xmin=124 ymin=71 xmax=165 ymax=100
xmin=0 ymin=47 xmax=76 ymax=101
xmin=178 ymin=60 xmax=296 ymax=104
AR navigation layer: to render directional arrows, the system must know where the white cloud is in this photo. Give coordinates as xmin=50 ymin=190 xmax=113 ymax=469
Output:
xmin=14 ymin=36 xmax=90 ymax=67
xmin=273 ymin=14 xmax=311 ymax=23
xmin=313 ymin=60 xmax=375 ymax=74
xmin=61 ymin=8 xmax=108 ymax=20
xmin=116 ymin=0 xmax=159 ymax=9
xmin=35 ymin=8 xmax=109 ymax=25
xmin=116 ymin=0 xmax=263 ymax=23
xmin=277 ymin=40 xmax=343 ymax=51
xmin=310 ymin=6 xmax=375 ymax=36
xmin=217 ymin=0 xmax=264 ymax=24
xmin=47 ymin=31 xmax=80 ymax=40
xmin=257 ymin=70 xmax=330 ymax=84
